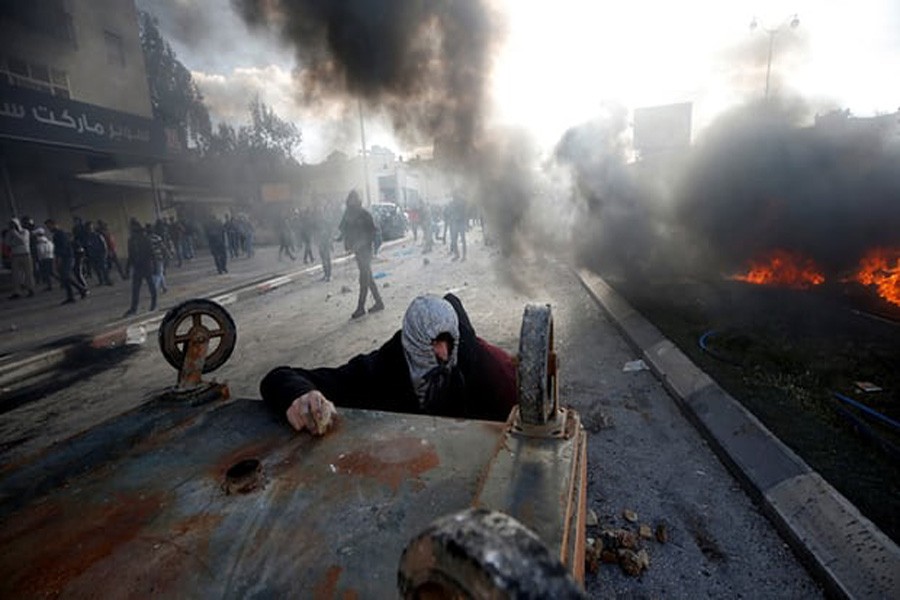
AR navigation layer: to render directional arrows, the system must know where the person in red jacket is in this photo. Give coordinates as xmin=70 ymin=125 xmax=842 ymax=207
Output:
xmin=260 ymin=293 xmax=517 ymax=435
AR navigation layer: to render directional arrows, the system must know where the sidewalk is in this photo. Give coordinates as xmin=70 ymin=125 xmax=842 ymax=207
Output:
xmin=576 ymin=268 xmax=899 ymax=600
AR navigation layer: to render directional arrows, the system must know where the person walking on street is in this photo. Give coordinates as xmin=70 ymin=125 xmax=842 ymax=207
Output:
xmin=33 ymin=227 xmax=55 ymax=290
xmin=300 ymin=207 xmax=315 ymax=264
xmin=5 ymin=218 xmax=35 ymax=298
xmin=449 ymin=194 xmax=468 ymax=262
xmin=98 ymin=220 xmax=127 ymax=279
xmin=71 ymin=216 xmax=91 ymax=284
xmin=278 ymin=216 xmax=296 ymax=261
xmin=45 ymin=219 xmax=87 ymax=304
xmin=421 ymin=202 xmax=434 ymax=254
xmin=124 ymin=219 xmax=157 ymax=316
xmin=206 ymin=216 xmax=228 ymax=274
xmin=84 ymin=221 xmax=112 ymax=286
xmin=338 ymin=190 xmax=383 ymax=319
xmin=312 ymin=204 xmax=333 ymax=281
xmin=167 ymin=216 xmax=183 ymax=268
xmin=146 ymin=224 xmax=170 ymax=293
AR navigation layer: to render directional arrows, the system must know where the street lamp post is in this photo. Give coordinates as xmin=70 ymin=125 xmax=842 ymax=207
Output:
xmin=750 ymin=14 xmax=800 ymax=99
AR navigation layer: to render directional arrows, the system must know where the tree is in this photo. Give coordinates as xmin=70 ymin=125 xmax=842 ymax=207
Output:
xmin=139 ymin=11 xmax=212 ymax=153
xmin=207 ymin=96 xmax=301 ymax=165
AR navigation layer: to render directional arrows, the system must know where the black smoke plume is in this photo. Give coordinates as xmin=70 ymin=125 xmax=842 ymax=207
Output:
xmin=231 ymin=0 xmax=498 ymax=161
xmin=563 ymin=99 xmax=900 ymax=283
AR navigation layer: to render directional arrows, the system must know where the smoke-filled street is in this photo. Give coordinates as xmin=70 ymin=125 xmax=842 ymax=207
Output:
xmin=3 ymin=0 xmax=899 ymax=596
xmin=0 ymin=232 xmax=822 ymax=597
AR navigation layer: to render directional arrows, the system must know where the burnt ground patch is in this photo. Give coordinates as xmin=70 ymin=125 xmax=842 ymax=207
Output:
xmin=606 ymin=276 xmax=900 ymax=545
xmin=0 ymin=344 xmax=142 ymax=416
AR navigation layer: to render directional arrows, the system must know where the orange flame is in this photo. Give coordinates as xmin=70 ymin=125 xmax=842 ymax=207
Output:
xmin=732 ymin=250 xmax=825 ymax=289
xmin=854 ymin=247 xmax=900 ymax=307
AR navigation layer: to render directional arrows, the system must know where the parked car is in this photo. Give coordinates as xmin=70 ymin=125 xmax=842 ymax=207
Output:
xmin=370 ymin=202 xmax=408 ymax=241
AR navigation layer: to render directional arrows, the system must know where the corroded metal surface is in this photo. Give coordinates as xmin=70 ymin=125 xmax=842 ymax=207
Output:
xmin=0 ymin=400 xmax=505 ymax=598
xmin=475 ymin=408 xmax=589 ymax=580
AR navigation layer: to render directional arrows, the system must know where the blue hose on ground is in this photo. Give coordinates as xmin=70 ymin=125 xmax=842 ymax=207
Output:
xmin=698 ymin=330 xmax=742 ymax=366
xmin=832 ymin=403 xmax=900 ymax=463
xmin=831 ymin=391 xmax=900 ymax=433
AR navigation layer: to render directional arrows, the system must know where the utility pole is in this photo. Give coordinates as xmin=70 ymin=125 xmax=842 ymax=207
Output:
xmin=358 ymin=100 xmax=372 ymax=206
xmin=750 ymin=14 xmax=800 ymax=100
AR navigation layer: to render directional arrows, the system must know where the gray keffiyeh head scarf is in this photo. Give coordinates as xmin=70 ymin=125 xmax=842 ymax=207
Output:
xmin=402 ymin=294 xmax=459 ymax=410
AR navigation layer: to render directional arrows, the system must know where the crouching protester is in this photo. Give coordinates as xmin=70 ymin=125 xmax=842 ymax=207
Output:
xmin=260 ymin=293 xmax=517 ymax=435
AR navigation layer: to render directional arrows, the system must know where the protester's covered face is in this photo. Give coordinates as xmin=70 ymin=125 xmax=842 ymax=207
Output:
xmin=401 ymin=295 xmax=460 ymax=409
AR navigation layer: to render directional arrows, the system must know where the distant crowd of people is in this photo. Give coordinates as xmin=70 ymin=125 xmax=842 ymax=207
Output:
xmin=2 ymin=192 xmax=484 ymax=318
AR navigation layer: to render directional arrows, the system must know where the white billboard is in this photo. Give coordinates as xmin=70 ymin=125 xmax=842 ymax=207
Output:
xmin=633 ymin=103 xmax=692 ymax=157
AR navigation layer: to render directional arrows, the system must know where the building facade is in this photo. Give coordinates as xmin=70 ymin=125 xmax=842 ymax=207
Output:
xmin=1 ymin=0 xmax=176 ymax=251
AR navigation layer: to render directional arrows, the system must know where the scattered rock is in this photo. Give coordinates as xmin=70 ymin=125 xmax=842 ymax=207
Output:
xmin=599 ymin=529 xmax=620 ymax=550
xmin=383 ymin=282 xmax=390 ymax=288
xmin=600 ymin=549 xmax=618 ymax=564
xmin=340 ymin=285 xmax=351 ymax=294
xmin=586 ymin=509 xmax=599 ymax=526
xmin=622 ymin=509 xmax=638 ymax=523
xmin=584 ymin=537 xmax=602 ymax=574
xmin=618 ymin=549 xmax=645 ymax=576
xmin=639 ymin=524 xmax=653 ymax=539
xmin=616 ymin=529 xmax=638 ymax=550
xmin=423 ymin=258 xmax=430 ymax=265
xmin=655 ymin=522 xmax=669 ymax=544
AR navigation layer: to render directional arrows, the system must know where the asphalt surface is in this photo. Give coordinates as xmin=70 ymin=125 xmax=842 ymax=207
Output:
xmin=0 ymin=235 xmax=897 ymax=598
xmin=0 ymin=243 xmax=357 ymax=389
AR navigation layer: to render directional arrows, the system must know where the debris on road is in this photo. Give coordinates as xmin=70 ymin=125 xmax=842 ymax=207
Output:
xmin=622 ymin=359 xmax=649 ymax=372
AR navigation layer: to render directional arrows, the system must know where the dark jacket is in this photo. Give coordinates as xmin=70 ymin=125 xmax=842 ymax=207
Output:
xmin=338 ymin=206 xmax=376 ymax=254
xmin=260 ymin=294 xmax=517 ymax=422
xmin=126 ymin=229 xmax=155 ymax=275
xmin=51 ymin=229 xmax=73 ymax=261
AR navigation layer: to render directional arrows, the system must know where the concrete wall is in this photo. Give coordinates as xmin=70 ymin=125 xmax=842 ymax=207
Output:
xmin=1 ymin=0 xmax=152 ymax=117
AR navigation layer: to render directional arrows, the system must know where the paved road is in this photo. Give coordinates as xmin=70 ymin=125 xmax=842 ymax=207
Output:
xmin=0 ymin=230 xmax=832 ymax=598
xmin=0 ymin=244 xmax=340 ymax=358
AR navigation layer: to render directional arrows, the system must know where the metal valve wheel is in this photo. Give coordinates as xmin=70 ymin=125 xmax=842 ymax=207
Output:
xmin=158 ymin=299 xmax=237 ymax=374
xmin=517 ymin=303 xmax=558 ymax=426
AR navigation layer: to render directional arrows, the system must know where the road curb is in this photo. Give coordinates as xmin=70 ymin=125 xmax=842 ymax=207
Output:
xmin=576 ymin=268 xmax=900 ymax=600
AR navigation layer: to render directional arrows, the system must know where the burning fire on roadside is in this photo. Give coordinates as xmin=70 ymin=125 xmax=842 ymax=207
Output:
xmin=852 ymin=247 xmax=900 ymax=307
xmin=730 ymin=249 xmax=825 ymax=290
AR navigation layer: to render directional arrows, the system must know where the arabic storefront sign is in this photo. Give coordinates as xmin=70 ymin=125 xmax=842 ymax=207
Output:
xmin=0 ymin=82 xmax=172 ymax=158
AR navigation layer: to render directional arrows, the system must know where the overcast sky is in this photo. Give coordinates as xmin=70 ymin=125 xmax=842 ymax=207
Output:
xmin=135 ymin=0 xmax=900 ymax=163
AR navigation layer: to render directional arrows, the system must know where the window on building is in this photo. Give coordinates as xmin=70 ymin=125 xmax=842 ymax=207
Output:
xmin=104 ymin=31 xmax=126 ymax=68
xmin=0 ymin=1 xmax=76 ymax=47
xmin=0 ymin=55 xmax=70 ymax=98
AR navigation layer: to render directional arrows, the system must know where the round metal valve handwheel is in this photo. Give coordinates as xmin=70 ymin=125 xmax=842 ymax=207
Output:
xmin=158 ymin=299 xmax=237 ymax=373
xmin=517 ymin=303 xmax=557 ymax=426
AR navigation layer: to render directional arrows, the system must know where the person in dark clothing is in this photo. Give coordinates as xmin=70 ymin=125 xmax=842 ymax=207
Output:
xmin=45 ymin=219 xmax=87 ymax=304
xmin=71 ymin=216 xmax=90 ymax=285
xmin=260 ymin=293 xmax=517 ymax=435
xmin=124 ymin=219 xmax=157 ymax=316
xmin=278 ymin=215 xmax=296 ymax=261
xmin=98 ymin=220 xmax=127 ymax=279
xmin=312 ymin=204 xmax=333 ymax=281
xmin=84 ymin=221 xmax=112 ymax=286
xmin=299 ymin=207 xmax=315 ymax=264
xmin=448 ymin=194 xmax=468 ymax=262
xmin=205 ymin=217 xmax=228 ymax=274
xmin=337 ymin=190 xmax=383 ymax=319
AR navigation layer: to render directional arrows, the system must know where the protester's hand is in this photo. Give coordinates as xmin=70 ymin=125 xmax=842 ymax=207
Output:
xmin=286 ymin=390 xmax=337 ymax=436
